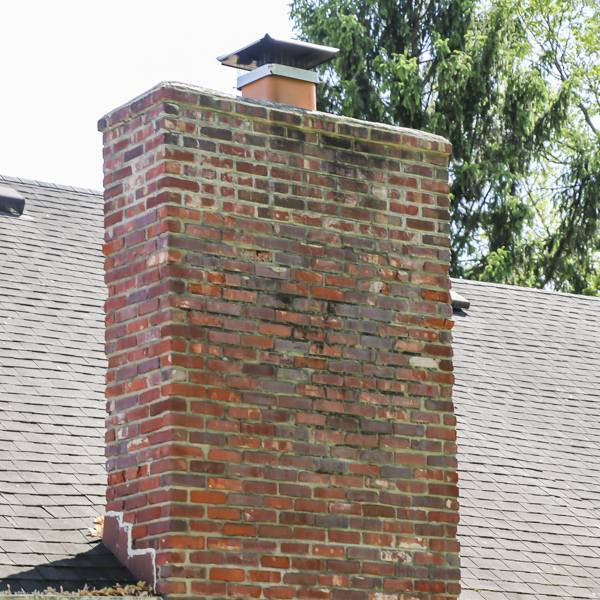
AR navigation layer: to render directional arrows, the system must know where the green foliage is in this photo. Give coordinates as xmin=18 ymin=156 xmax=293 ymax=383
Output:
xmin=517 ymin=0 xmax=600 ymax=294
xmin=290 ymin=0 xmax=600 ymax=294
xmin=479 ymin=247 xmax=511 ymax=283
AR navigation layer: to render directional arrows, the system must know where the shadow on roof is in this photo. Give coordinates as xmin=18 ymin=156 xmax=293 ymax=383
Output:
xmin=0 ymin=543 xmax=137 ymax=594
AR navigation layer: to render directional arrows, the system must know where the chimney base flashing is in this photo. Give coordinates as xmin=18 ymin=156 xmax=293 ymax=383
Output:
xmin=103 ymin=512 xmax=156 ymax=588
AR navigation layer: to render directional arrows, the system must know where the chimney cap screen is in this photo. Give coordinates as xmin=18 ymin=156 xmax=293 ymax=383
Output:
xmin=217 ymin=34 xmax=339 ymax=71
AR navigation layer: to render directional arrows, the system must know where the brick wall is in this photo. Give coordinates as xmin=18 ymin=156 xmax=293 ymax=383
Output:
xmin=99 ymin=83 xmax=459 ymax=600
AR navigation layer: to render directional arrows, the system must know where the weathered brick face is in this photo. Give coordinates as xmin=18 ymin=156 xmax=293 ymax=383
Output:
xmin=99 ymin=83 xmax=459 ymax=600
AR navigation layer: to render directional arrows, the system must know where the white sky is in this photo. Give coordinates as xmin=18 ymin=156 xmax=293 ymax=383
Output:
xmin=0 ymin=0 xmax=295 ymax=191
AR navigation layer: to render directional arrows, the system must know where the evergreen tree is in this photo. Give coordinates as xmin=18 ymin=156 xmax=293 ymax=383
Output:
xmin=291 ymin=0 xmax=570 ymax=283
xmin=516 ymin=0 xmax=600 ymax=294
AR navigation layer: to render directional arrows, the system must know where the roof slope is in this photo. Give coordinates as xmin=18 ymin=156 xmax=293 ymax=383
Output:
xmin=0 ymin=176 xmax=135 ymax=591
xmin=452 ymin=279 xmax=600 ymax=600
xmin=3 ymin=175 xmax=600 ymax=597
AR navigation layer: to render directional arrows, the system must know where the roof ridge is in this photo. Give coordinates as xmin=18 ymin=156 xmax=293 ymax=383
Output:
xmin=450 ymin=276 xmax=600 ymax=303
xmin=0 ymin=174 xmax=102 ymax=196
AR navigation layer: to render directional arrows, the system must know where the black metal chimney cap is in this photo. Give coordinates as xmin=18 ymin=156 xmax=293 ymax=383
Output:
xmin=0 ymin=186 xmax=25 ymax=216
xmin=217 ymin=34 xmax=339 ymax=71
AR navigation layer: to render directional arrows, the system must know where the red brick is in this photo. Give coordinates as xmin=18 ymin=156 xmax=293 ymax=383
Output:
xmin=210 ymin=568 xmax=245 ymax=582
xmin=102 ymin=85 xmax=457 ymax=598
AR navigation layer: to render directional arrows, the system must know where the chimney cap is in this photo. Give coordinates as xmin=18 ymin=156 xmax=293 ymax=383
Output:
xmin=217 ymin=34 xmax=339 ymax=72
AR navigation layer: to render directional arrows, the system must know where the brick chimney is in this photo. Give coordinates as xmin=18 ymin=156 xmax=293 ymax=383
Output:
xmin=99 ymin=82 xmax=459 ymax=599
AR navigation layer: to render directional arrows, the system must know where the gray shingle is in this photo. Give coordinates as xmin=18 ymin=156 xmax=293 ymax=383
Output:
xmin=0 ymin=177 xmax=135 ymax=591
xmin=453 ymin=279 xmax=600 ymax=599
xmin=4 ymin=175 xmax=600 ymax=597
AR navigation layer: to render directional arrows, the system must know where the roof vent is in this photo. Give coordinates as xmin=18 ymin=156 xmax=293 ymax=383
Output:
xmin=450 ymin=289 xmax=470 ymax=310
xmin=0 ymin=186 xmax=25 ymax=216
xmin=217 ymin=34 xmax=339 ymax=111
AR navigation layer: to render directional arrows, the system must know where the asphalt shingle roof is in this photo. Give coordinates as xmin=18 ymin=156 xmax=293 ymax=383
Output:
xmin=1 ymin=175 xmax=600 ymax=598
xmin=0 ymin=175 xmax=136 ymax=592
xmin=452 ymin=279 xmax=600 ymax=600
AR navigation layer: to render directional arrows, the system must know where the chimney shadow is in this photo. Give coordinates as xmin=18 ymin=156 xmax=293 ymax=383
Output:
xmin=0 ymin=543 xmax=138 ymax=594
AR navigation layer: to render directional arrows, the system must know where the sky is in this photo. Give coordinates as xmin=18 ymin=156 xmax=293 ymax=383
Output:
xmin=0 ymin=0 xmax=296 ymax=191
